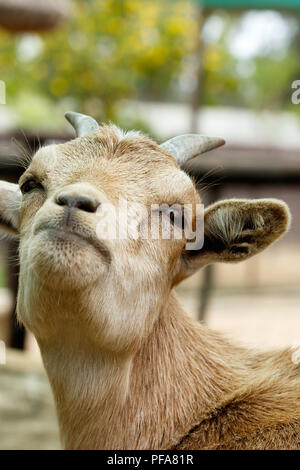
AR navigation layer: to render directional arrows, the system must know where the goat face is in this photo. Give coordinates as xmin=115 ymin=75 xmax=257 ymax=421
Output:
xmin=0 ymin=113 xmax=290 ymax=351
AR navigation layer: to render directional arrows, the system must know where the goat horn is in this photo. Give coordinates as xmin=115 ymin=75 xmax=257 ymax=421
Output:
xmin=160 ymin=134 xmax=225 ymax=166
xmin=65 ymin=111 xmax=99 ymax=137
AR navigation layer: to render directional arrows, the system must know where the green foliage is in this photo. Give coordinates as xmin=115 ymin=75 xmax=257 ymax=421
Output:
xmin=201 ymin=11 xmax=300 ymax=113
xmin=0 ymin=2 xmax=300 ymax=132
xmin=0 ymin=0 xmax=197 ymax=130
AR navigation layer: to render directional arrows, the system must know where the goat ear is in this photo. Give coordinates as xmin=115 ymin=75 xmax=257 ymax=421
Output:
xmin=0 ymin=182 xmax=21 ymax=239
xmin=178 ymin=199 xmax=290 ymax=280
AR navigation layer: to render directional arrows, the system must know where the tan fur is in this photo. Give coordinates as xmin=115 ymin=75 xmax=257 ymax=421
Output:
xmin=0 ymin=125 xmax=297 ymax=449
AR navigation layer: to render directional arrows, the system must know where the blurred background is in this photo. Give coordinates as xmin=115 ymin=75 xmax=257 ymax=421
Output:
xmin=0 ymin=0 xmax=299 ymax=449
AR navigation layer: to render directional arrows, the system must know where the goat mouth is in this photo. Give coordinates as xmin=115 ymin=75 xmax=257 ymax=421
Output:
xmin=34 ymin=223 xmax=111 ymax=263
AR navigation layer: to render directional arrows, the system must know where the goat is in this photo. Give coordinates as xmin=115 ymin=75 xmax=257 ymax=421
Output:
xmin=0 ymin=112 xmax=299 ymax=449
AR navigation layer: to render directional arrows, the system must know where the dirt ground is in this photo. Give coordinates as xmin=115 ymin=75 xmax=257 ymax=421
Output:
xmin=178 ymin=287 xmax=300 ymax=350
xmin=0 ymin=349 xmax=60 ymax=450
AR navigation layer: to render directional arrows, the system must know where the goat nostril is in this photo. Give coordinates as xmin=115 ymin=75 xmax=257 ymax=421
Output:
xmin=55 ymin=195 xmax=100 ymax=213
xmin=75 ymin=198 xmax=99 ymax=213
xmin=56 ymin=195 xmax=69 ymax=207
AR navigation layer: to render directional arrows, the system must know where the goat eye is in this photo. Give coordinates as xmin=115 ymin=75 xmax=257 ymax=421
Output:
xmin=20 ymin=179 xmax=43 ymax=194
